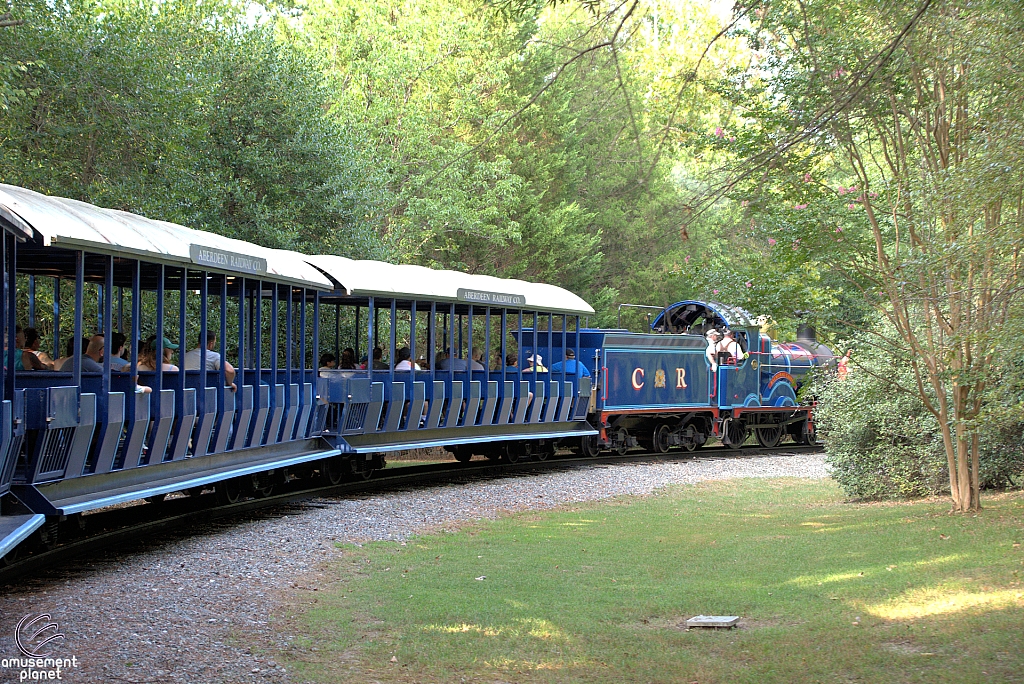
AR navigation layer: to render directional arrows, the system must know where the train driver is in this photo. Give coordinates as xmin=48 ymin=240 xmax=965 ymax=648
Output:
xmin=705 ymin=329 xmax=722 ymax=371
xmin=717 ymin=329 xmax=747 ymax=366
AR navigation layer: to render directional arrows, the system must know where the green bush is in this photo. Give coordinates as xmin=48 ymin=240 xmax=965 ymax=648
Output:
xmin=813 ymin=344 xmax=1024 ymax=500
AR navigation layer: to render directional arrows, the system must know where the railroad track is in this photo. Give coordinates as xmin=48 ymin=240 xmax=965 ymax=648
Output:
xmin=0 ymin=443 xmax=823 ymax=584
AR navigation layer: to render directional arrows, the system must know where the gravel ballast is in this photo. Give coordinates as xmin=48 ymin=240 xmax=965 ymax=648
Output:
xmin=0 ymin=452 xmax=827 ymax=683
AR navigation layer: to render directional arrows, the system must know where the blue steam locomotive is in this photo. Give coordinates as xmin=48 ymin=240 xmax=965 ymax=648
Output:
xmin=520 ymin=301 xmax=831 ymax=457
xmin=0 ymin=184 xmax=829 ymax=563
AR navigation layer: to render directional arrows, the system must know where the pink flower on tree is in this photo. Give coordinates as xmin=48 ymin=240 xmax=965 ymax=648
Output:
xmin=684 ymin=255 xmax=690 ymax=264
xmin=745 ymin=281 xmax=752 ymax=288
xmin=715 ymin=127 xmax=724 ymax=138
xmin=713 ymin=289 xmax=720 ymax=295
xmin=768 ymin=238 xmax=777 ymax=246
xmin=793 ymin=204 xmax=808 ymax=210
xmin=803 ymin=173 xmax=812 ymax=182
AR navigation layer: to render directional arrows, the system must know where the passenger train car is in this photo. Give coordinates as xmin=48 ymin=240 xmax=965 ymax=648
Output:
xmin=0 ymin=184 xmax=828 ymax=564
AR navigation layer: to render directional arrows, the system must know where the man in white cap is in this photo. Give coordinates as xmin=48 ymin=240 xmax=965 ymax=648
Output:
xmin=705 ymin=330 xmax=722 ymax=371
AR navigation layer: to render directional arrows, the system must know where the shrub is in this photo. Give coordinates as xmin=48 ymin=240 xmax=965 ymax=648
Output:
xmin=813 ymin=342 xmax=1024 ymax=500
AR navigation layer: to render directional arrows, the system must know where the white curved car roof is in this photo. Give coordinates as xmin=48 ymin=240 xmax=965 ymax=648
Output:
xmin=306 ymin=254 xmax=595 ymax=316
xmin=0 ymin=184 xmax=333 ymax=290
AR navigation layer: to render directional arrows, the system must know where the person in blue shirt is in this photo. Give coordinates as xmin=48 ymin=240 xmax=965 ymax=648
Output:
xmin=549 ymin=349 xmax=590 ymax=377
xmin=108 ymin=332 xmax=130 ymax=371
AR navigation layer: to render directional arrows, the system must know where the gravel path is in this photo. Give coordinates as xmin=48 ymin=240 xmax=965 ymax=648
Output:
xmin=0 ymin=451 xmax=827 ymax=683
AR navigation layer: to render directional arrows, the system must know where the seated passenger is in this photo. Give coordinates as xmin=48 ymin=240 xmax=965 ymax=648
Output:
xmin=54 ymin=336 xmax=87 ymax=371
xmin=64 ymin=334 xmax=105 ymax=373
xmin=436 ymin=348 xmax=468 ymax=371
xmin=183 ymin=332 xmax=236 ymax=390
xmin=394 ymin=346 xmax=420 ymax=371
xmin=138 ymin=335 xmax=179 ymax=372
xmin=339 ymin=347 xmax=357 ymax=370
xmin=17 ymin=326 xmax=52 ymax=370
xmin=549 ymin=349 xmax=590 ymax=377
xmin=108 ymin=332 xmax=130 ymax=371
xmin=508 ymin=353 xmax=534 ymax=403
xmin=705 ymin=329 xmax=722 ymax=371
xmin=523 ymin=353 xmax=547 ymax=373
xmin=371 ymin=346 xmax=388 ymax=370
xmin=470 ymin=348 xmax=485 ymax=371
xmin=319 ymin=352 xmax=337 ymax=371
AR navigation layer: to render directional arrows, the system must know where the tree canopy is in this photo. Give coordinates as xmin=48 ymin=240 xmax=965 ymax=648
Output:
xmin=1 ymin=0 xmax=1021 ymax=508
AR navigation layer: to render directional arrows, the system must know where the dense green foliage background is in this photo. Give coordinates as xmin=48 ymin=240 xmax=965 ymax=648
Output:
xmin=2 ymin=0 xmax=1022 ymax=499
xmin=0 ymin=0 xmax=752 ymax=326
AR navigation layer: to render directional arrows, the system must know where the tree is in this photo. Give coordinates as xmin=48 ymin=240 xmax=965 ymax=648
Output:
xmin=721 ymin=0 xmax=1024 ymax=512
xmin=0 ymin=0 xmax=381 ymax=257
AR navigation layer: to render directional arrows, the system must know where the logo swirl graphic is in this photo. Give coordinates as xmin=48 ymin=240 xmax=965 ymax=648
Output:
xmin=15 ymin=614 xmax=65 ymax=657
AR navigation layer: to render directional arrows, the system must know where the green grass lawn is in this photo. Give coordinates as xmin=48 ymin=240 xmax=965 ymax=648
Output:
xmin=278 ymin=479 xmax=1024 ymax=683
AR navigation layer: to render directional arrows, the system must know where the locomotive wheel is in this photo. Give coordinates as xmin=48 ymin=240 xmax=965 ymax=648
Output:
xmin=580 ymin=434 xmax=601 ymax=458
xmin=682 ymin=425 xmax=698 ymax=452
xmin=789 ymin=421 xmax=816 ymax=445
xmin=722 ymin=418 xmax=748 ymax=447
xmin=215 ymin=477 xmax=246 ymax=505
xmin=651 ymin=424 xmax=671 ymax=454
xmin=534 ymin=443 xmax=552 ymax=462
xmin=756 ymin=425 xmax=784 ymax=448
xmin=452 ymin=446 xmax=473 ymax=463
xmin=505 ymin=444 xmax=520 ymax=464
xmin=321 ymin=457 xmax=345 ymax=485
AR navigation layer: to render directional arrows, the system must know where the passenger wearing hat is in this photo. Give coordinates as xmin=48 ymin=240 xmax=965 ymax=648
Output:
xmin=705 ymin=329 xmax=722 ymax=371
xmin=549 ymin=349 xmax=591 ymax=377
xmin=138 ymin=334 xmax=179 ymax=372
xmin=523 ymin=352 xmax=547 ymax=374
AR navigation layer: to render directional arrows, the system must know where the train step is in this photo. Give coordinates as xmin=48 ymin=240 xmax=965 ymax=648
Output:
xmin=0 ymin=513 xmax=46 ymax=559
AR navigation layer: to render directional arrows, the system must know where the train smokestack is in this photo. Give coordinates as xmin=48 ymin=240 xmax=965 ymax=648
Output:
xmin=796 ymin=323 xmax=817 ymax=343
